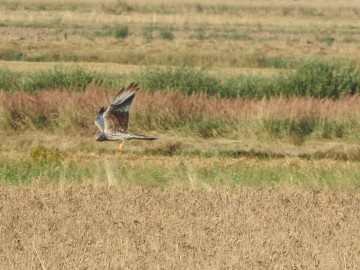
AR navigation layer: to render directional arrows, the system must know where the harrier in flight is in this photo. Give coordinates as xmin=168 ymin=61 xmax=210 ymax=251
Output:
xmin=95 ymin=82 xmax=156 ymax=151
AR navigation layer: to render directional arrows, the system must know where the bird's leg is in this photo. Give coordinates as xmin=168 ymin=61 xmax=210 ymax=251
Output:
xmin=119 ymin=141 xmax=125 ymax=152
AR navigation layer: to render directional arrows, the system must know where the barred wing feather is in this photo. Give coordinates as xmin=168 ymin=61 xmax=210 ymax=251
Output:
xmin=103 ymin=82 xmax=139 ymax=134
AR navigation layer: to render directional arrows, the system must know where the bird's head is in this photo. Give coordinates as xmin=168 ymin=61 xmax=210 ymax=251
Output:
xmin=96 ymin=133 xmax=107 ymax=142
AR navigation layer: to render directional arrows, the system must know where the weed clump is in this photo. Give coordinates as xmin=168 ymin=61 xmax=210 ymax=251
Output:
xmin=30 ymin=145 xmax=63 ymax=165
xmin=0 ymin=69 xmax=19 ymax=92
xmin=114 ymin=24 xmax=129 ymax=39
xmin=159 ymin=27 xmax=174 ymax=40
xmin=137 ymin=60 xmax=360 ymax=99
xmin=282 ymin=59 xmax=360 ymax=98
xmin=26 ymin=65 xmax=97 ymax=92
xmin=0 ymin=65 xmax=110 ymax=92
xmin=263 ymin=117 xmax=317 ymax=145
xmin=137 ymin=67 xmax=223 ymax=96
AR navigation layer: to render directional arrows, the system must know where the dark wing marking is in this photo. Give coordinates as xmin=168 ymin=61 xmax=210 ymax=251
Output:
xmin=94 ymin=107 xmax=106 ymax=132
xmin=103 ymin=82 xmax=139 ymax=134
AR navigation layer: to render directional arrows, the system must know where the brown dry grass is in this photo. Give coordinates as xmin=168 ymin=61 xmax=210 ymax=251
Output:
xmin=1 ymin=85 xmax=360 ymax=131
xmin=1 ymin=184 xmax=360 ymax=269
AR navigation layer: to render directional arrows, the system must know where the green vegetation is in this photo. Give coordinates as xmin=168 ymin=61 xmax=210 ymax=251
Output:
xmin=281 ymin=60 xmax=360 ymax=98
xmin=193 ymin=26 xmax=206 ymax=40
xmin=2 ymin=151 xmax=360 ymax=189
xmin=137 ymin=66 xmax=224 ymax=96
xmin=142 ymin=24 xmax=155 ymax=43
xmin=114 ymin=24 xmax=129 ymax=39
xmin=0 ymin=159 xmax=92 ymax=185
xmin=159 ymin=26 xmax=174 ymax=41
xmin=0 ymin=65 xmax=121 ymax=92
xmin=1 ymin=60 xmax=359 ymax=99
xmin=263 ymin=117 xmax=317 ymax=145
xmin=24 ymin=65 xmax=100 ymax=92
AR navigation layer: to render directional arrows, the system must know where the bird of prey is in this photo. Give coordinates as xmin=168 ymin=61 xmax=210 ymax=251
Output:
xmin=94 ymin=82 xmax=156 ymax=151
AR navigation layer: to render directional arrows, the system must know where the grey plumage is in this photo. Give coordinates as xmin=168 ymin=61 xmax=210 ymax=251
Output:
xmin=94 ymin=107 xmax=106 ymax=132
xmin=95 ymin=83 xmax=156 ymax=145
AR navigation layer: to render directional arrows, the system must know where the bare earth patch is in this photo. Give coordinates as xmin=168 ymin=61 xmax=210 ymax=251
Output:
xmin=1 ymin=184 xmax=359 ymax=269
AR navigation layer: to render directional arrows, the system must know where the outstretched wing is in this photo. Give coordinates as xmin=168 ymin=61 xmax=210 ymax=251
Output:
xmin=94 ymin=107 xmax=106 ymax=132
xmin=103 ymin=82 xmax=140 ymax=134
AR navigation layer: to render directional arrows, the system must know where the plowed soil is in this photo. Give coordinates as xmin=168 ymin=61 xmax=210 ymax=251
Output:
xmin=1 ymin=185 xmax=360 ymax=269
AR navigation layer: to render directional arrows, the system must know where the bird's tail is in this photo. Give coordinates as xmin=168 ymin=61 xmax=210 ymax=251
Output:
xmin=129 ymin=133 xmax=157 ymax=140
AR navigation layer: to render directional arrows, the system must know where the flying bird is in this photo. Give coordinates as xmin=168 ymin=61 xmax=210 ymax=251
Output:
xmin=94 ymin=82 xmax=156 ymax=151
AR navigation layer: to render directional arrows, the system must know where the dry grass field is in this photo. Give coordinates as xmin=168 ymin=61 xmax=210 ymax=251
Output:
xmin=2 ymin=185 xmax=360 ymax=269
xmin=1 ymin=0 xmax=360 ymax=67
xmin=2 ymin=0 xmax=360 ymax=268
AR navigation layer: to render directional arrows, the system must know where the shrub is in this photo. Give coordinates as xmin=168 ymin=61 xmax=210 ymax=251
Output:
xmin=324 ymin=36 xmax=335 ymax=46
xmin=159 ymin=26 xmax=174 ymax=40
xmin=263 ymin=117 xmax=316 ymax=144
xmin=197 ymin=118 xmax=224 ymax=138
xmin=281 ymin=59 xmax=360 ymax=98
xmin=24 ymin=65 xmax=98 ymax=92
xmin=321 ymin=121 xmax=346 ymax=139
xmin=137 ymin=67 xmax=223 ymax=96
xmin=224 ymin=75 xmax=279 ymax=98
xmin=0 ymin=65 xmax=127 ymax=92
xmin=114 ymin=24 xmax=129 ymax=39
xmin=0 ymin=69 xmax=19 ymax=91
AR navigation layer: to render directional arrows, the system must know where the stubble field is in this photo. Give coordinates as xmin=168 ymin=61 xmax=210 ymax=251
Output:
xmin=2 ymin=185 xmax=360 ymax=269
xmin=1 ymin=0 xmax=360 ymax=269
